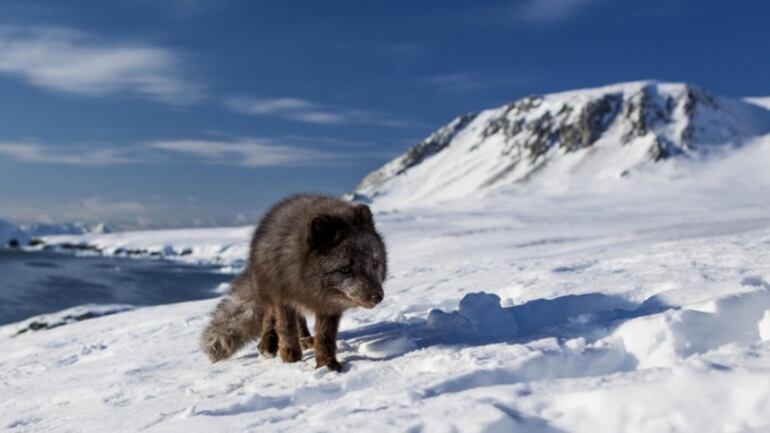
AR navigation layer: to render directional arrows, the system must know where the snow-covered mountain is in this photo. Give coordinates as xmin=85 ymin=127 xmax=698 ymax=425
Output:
xmin=356 ymin=81 xmax=770 ymax=206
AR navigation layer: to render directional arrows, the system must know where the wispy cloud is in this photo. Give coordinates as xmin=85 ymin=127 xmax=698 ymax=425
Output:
xmin=146 ymin=139 xmax=340 ymax=167
xmin=0 ymin=138 xmax=345 ymax=167
xmin=0 ymin=197 xmax=149 ymax=228
xmin=515 ymin=0 xmax=594 ymax=23
xmin=0 ymin=141 xmax=131 ymax=165
xmin=81 ymin=197 xmax=146 ymax=216
xmin=225 ymin=96 xmax=406 ymax=127
xmin=229 ymin=97 xmax=315 ymax=114
xmin=0 ymin=26 xmax=202 ymax=104
xmin=421 ymin=72 xmax=534 ymax=94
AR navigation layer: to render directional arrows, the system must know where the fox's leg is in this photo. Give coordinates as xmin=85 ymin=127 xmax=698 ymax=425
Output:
xmin=314 ymin=314 xmax=342 ymax=372
xmin=257 ymin=306 xmax=279 ymax=357
xmin=275 ymin=304 xmax=302 ymax=363
xmin=297 ymin=315 xmax=314 ymax=351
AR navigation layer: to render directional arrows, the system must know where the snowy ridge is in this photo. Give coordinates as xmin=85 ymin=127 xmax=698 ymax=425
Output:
xmin=356 ymin=81 xmax=770 ymax=207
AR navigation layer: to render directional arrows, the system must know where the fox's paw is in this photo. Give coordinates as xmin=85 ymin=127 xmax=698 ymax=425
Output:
xmin=315 ymin=357 xmax=342 ymax=373
xmin=300 ymin=336 xmax=315 ymax=351
xmin=279 ymin=345 xmax=302 ymax=363
xmin=257 ymin=331 xmax=279 ymax=357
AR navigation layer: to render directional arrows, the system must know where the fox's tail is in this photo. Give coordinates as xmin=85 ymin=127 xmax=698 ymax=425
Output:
xmin=200 ymin=272 xmax=263 ymax=362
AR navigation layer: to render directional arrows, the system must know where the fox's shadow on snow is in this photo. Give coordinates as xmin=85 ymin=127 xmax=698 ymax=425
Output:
xmin=339 ymin=291 xmax=673 ymax=362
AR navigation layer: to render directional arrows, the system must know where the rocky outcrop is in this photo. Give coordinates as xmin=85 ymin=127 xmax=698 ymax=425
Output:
xmin=357 ymin=113 xmax=476 ymax=192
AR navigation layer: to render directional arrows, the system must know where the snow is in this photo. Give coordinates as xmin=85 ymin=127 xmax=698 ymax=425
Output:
xmin=3 ymin=134 xmax=770 ymax=432
xmin=3 ymin=304 xmax=134 ymax=338
xmin=746 ymin=96 xmax=770 ymax=111
xmin=40 ymin=225 xmax=253 ymax=265
xmin=760 ymin=311 xmax=770 ymax=342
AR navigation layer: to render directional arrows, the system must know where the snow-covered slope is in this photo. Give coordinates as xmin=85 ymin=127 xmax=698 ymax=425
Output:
xmin=3 ymin=136 xmax=770 ymax=432
xmin=0 ymin=218 xmax=27 ymax=246
xmin=356 ymin=81 xmax=770 ymax=207
xmin=746 ymin=96 xmax=770 ymax=111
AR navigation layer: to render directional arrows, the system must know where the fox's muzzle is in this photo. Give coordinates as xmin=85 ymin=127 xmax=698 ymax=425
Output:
xmin=360 ymin=287 xmax=383 ymax=308
xmin=343 ymin=279 xmax=384 ymax=309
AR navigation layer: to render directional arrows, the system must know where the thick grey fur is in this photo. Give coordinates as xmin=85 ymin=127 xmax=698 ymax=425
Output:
xmin=200 ymin=194 xmax=387 ymax=371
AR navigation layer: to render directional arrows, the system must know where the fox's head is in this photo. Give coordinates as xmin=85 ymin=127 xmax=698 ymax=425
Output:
xmin=307 ymin=204 xmax=387 ymax=309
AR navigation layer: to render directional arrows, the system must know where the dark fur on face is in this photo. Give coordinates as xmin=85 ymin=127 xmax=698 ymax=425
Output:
xmin=200 ymin=194 xmax=388 ymax=372
xmin=310 ymin=207 xmax=387 ymax=310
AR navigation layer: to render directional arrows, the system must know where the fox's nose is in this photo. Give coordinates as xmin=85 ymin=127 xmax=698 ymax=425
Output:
xmin=370 ymin=292 xmax=383 ymax=305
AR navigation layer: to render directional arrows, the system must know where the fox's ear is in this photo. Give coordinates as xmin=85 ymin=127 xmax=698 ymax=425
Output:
xmin=353 ymin=204 xmax=373 ymax=227
xmin=308 ymin=214 xmax=345 ymax=252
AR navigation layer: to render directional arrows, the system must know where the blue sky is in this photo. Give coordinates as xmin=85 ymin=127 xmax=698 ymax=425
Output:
xmin=1 ymin=0 xmax=768 ymax=228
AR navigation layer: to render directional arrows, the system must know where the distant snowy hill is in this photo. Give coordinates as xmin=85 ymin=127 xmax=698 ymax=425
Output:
xmin=0 ymin=221 xmax=114 ymax=247
xmin=356 ymin=81 xmax=770 ymax=207
xmin=0 ymin=219 xmax=27 ymax=246
xmin=23 ymin=222 xmax=90 ymax=237
xmin=26 ymin=222 xmax=114 ymax=237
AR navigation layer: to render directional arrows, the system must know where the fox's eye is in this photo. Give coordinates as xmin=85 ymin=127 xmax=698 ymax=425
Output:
xmin=339 ymin=267 xmax=352 ymax=275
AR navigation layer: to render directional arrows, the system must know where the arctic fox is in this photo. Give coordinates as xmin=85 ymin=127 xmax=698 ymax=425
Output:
xmin=200 ymin=194 xmax=387 ymax=372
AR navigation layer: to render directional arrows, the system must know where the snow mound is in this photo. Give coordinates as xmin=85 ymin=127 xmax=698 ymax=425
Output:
xmin=352 ymin=291 xmax=663 ymax=359
xmin=427 ymin=292 xmax=520 ymax=338
xmin=613 ymin=289 xmax=770 ymax=368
